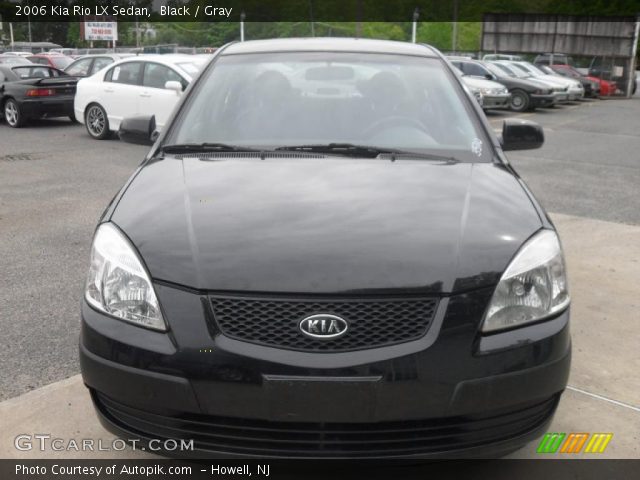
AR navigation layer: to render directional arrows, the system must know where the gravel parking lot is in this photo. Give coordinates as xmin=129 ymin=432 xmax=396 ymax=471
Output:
xmin=1 ymin=96 xmax=639 ymax=458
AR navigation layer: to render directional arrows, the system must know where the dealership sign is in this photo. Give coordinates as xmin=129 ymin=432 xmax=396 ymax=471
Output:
xmin=83 ymin=21 xmax=118 ymax=41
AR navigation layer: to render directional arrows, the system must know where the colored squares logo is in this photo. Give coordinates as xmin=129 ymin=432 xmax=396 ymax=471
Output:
xmin=537 ymin=433 xmax=613 ymax=454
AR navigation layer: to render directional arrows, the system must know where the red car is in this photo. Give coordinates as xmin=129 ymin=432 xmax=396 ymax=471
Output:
xmin=26 ymin=54 xmax=74 ymax=71
xmin=551 ymin=64 xmax=616 ymax=96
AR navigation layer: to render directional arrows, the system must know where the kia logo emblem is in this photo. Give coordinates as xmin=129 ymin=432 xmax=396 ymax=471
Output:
xmin=299 ymin=314 xmax=348 ymax=339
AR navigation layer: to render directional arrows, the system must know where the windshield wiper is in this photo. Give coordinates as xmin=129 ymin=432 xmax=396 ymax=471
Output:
xmin=275 ymin=143 xmax=458 ymax=162
xmin=160 ymin=143 xmax=262 ymax=154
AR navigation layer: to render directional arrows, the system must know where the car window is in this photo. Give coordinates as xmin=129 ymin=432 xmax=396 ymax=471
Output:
xmin=106 ymin=62 xmax=142 ymax=85
xmin=28 ymin=57 xmax=49 ymax=65
xmin=468 ymin=62 xmax=490 ymax=77
xmin=92 ymin=57 xmax=113 ymax=74
xmin=142 ymin=63 xmax=185 ymax=89
xmin=169 ymin=52 xmax=493 ymax=163
xmin=66 ymin=58 xmax=92 ymax=76
xmin=12 ymin=66 xmax=52 ymax=78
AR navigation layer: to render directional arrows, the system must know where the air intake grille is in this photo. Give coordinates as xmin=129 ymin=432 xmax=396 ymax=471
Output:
xmin=210 ymin=295 xmax=438 ymax=352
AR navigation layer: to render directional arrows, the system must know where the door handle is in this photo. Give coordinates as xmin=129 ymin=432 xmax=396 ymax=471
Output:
xmin=104 ymin=87 xmax=114 ymax=93
xmin=140 ymin=92 xmax=152 ymax=97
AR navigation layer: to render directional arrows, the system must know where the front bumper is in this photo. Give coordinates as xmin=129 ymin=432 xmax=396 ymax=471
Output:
xmin=530 ymin=93 xmax=557 ymax=108
xmin=80 ymin=284 xmax=571 ymax=458
xmin=481 ymin=94 xmax=511 ymax=110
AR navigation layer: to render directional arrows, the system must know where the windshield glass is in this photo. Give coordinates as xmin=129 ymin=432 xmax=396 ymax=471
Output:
xmin=50 ymin=56 xmax=72 ymax=69
xmin=512 ymin=63 xmax=539 ymax=76
xmin=496 ymin=63 xmax=528 ymax=78
xmin=167 ymin=52 xmax=492 ymax=162
xmin=175 ymin=61 xmax=204 ymax=77
xmin=484 ymin=62 xmax=509 ymax=79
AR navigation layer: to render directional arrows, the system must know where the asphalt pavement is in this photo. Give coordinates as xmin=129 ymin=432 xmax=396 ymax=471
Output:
xmin=0 ymin=96 xmax=639 ymax=458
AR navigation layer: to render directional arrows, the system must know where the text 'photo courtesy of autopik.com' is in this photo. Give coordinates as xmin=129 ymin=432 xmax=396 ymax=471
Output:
xmin=0 ymin=0 xmax=639 ymax=479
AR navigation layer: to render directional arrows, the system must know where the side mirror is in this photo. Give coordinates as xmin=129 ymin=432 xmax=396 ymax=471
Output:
xmin=485 ymin=73 xmax=493 ymax=80
xmin=165 ymin=80 xmax=182 ymax=95
xmin=118 ymin=115 xmax=157 ymax=146
xmin=500 ymin=119 xmax=544 ymax=151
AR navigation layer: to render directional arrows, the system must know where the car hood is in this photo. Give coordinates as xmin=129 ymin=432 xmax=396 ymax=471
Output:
xmin=111 ymin=156 xmax=542 ymax=294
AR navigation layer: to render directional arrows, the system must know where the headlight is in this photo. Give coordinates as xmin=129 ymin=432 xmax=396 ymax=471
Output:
xmin=85 ymin=223 xmax=166 ymax=331
xmin=482 ymin=229 xmax=570 ymax=333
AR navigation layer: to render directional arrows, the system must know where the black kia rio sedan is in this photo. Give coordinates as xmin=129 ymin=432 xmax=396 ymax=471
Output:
xmin=80 ymin=38 xmax=571 ymax=459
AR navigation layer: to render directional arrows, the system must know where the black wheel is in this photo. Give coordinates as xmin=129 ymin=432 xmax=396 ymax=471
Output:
xmin=509 ymin=90 xmax=530 ymax=112
xmin=4 ymin=98 xmax=25 ymax=128
xmin=85 ymin=103 xmax=110 ymax=139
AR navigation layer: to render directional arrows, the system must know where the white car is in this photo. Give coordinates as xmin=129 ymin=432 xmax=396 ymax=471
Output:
xmin=461 ymin=75 xmax=511 ymax=110
xmin=451 ymin=65 xmax=510 ymax=110
xmin=74 ymin=55 xmax=207 ymax=139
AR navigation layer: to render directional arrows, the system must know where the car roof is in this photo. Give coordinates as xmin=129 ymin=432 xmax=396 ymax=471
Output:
xmin=72 ymin=53 xmax=132 ymax=59
xmin=222 ymin=38 xmax=439 ymax=57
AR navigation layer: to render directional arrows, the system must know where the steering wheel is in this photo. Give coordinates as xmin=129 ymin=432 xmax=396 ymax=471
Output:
xmin=363 ymin=116 xmax=427 ymax=139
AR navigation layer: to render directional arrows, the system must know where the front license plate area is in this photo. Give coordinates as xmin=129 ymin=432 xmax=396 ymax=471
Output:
xmin=263 ymin=375 xmax=382 ymax=422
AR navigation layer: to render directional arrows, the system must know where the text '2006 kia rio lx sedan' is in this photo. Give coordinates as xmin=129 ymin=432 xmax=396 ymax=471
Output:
xmin=80 ymin=38 xmax=571 ymax=459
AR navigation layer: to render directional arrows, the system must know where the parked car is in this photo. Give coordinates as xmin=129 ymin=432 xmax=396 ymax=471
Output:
xmin=1 ymin=51 xmax=33 ymax=58
xmin=453 ymin=66 xmax=511 ymax=110
xmin=534 ymin=53 xmax=574 ymax=66
xmin=450 ymin=58 xmax=556 ymax=111
xmin=49 ymin=48 xmax=77 ymax=57
xmin=0 ymin=65 xmax=77 ymax=127
xmin=588 ymin=56 xmax=635 ymax=95
xmin=548 ymin=64 xmax=615 ymax=96
xmin=490 ymin=61 xmax=571 ymax=104
xmin=539 ymin=64 xmax=600 ymax=98
xmin=0 ymin=55 xmax=32 ymax=65
xmin=74 ymin=55 xmax=207 ymax=139
xmin=482 ymin=53 xmax=523 ymax=61
xmin=65 ymin=54 xmax=135 ymax=78
xmin=507 ymin=61 xmax=584 ymax=101
xmin=80 ymin=38 xmax=570 ymax=459
xmin=26 ymin=53 xmax=74 ymax=70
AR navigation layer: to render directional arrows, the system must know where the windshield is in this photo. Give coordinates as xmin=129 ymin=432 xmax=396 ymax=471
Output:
xmin=50 ymin=56 xmax=72 ymax=69
xmin=512 ymin=63 xmax=540 ymax=77
xmin=496 ymin=63 xmax=528 ymax=78
xmin=484 ymin=62 xmax=509 ymax=79
xmin=175 ymin=61 xmax=204 ymax=78
xmin=167 ymin=52 xmax=492 ymax=162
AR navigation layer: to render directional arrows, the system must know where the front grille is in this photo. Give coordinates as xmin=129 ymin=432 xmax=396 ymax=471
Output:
xmin=210 ymin=295 xmax=438 ymax=352
xmin=95 ymin=393 xmax=559 ymax=458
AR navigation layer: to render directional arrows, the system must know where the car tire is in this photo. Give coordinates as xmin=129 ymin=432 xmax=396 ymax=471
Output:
xmin=509 ymin=90 xmax=530 ymax=112
xmin=4 ymin=98 xmax=25 ymax=128
xmin=85 ymin=103 xmax=110 ymax=140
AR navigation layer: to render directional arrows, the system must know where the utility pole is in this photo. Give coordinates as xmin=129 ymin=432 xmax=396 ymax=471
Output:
xmin=411 ymin=8 xmax=419 ymax=43
xmin=355 ymin=0 xmax=362 ymax=38
xmin=240 ymin=11 xmax=245 ymax=42
xmin=452 ymin=0 xmax=458 ymax=52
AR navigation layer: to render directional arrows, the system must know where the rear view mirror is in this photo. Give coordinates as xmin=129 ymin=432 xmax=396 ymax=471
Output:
xmin=500 ymin=119 xmax=544 ymax=151
xmin=164 ymin=80 xmax=183 ymax=95
xmin=118 ymin=115 xmax=157 ymax=146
